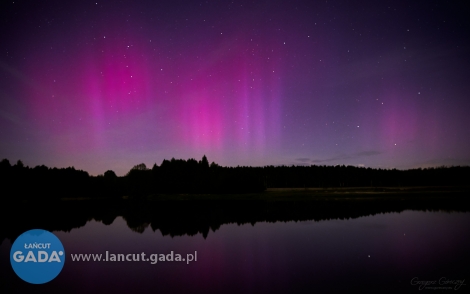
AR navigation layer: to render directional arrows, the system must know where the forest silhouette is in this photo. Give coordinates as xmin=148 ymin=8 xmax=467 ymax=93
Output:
xmin=1 ymin=156 xmax=469 ymax=199
xmin=2 ymin=156 xmax=469 ymax=244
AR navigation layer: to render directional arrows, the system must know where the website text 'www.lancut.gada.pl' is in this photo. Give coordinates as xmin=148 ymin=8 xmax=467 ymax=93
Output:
xmin=70 ymin=251 xmax=197 ymax=264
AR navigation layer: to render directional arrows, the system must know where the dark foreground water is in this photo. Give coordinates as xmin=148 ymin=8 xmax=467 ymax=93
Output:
xmin=1 ymin=199 xmax=469 ymax=293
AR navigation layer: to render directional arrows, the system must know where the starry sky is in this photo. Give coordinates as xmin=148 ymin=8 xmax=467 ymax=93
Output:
xmin=1 ymin=0 xmax=469 ymax=175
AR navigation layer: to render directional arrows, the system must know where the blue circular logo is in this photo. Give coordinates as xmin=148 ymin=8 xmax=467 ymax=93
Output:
xmin=10 ymin=229 xmax=65 ymax=284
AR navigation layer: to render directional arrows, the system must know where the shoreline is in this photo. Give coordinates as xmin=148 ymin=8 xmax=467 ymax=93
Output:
xmin=150 ymin=186 xmax=470 ymax=200
xmin=2 ymin=186 xmax=467 ymax=203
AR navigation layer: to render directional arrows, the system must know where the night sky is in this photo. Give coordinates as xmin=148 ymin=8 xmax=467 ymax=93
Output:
xmin=1 ymin=0 xmax=469 ymax=176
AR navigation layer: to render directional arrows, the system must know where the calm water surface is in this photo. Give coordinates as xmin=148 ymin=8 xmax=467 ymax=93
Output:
xmin=1 ymin=208 xmax=469 ymax=293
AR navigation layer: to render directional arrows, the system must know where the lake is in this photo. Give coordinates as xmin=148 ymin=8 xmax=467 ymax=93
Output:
xmin=1 ymin=199 xmax=469 ymax=293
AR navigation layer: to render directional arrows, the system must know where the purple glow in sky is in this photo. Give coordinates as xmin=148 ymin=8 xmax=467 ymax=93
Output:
xmin=1 ymin=0 xmax=469 ymax=175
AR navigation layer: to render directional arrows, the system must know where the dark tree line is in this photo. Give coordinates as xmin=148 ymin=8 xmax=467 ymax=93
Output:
xmin=0 ymin=159 xmax=91 ymax=200
xmin=263 ymin=164 xmax=470 ymax=188
xmin=1 ymin=156 xmax=469 ymax=200
xmin=0 ymin=156 xmax=265 ymax=199
xmin=124 ymin=155 xmax=265 ymax=196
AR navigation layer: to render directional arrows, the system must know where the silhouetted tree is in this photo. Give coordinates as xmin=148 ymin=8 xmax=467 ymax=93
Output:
xmin=131 ymin=163 xmax=147 ymax=171
xmin=0 ymin=159 xmax=11 ymax=169
xmin=104 ymin=170 xmax=117 ymax=178
xmin=200 ymin=155 xmax=209 ymax=169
